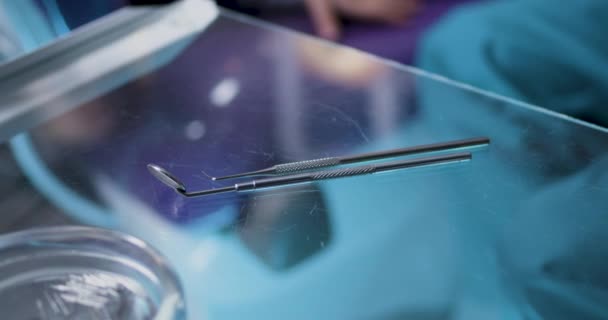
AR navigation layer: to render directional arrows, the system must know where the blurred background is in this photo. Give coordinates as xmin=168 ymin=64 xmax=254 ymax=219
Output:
xmin=1 ymin=1 xmax=607 ymax=319
xmin=2 ymin=0 xmax=608 ymax=126
xmin=1 ymin=0 xmax=607 ymax=232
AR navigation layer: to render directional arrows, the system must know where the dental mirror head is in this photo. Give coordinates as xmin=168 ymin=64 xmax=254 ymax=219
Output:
xmin=147 ymin=164 xmax=187 ymax=193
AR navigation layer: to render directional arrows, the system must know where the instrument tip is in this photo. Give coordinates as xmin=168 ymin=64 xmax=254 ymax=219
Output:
xmin=147 ymin=164 xmax=187 ymax=193
xmin=212 ymin=169 xmax=269 ymax=181
xmin=212 ymin=173 xmax=247 ymax=181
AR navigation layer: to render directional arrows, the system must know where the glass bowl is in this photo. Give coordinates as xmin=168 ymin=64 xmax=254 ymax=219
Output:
xmin=0 ymin=226 xmax=185 ymax=319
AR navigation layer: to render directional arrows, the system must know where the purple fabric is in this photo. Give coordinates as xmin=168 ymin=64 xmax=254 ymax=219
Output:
xmin=57 ymin=0 xmax=478 ymax=64
xmin=262 ymin=0 xmax=481 ymax=65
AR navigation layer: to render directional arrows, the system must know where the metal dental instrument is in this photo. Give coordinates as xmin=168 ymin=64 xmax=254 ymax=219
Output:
xmin=212 ymin=137 xmax=489 ymax=181
xmin=148 ymin=152 xmax=472 ymax=198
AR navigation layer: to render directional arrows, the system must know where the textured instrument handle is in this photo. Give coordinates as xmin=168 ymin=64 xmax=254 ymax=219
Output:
xmin=274 ymin=157 xmax=341 ymax=173
xmin=309 ymin=165 xmax=376 ymax=180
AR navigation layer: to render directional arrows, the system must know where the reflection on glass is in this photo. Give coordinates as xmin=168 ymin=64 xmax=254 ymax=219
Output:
xmin=238 ymin=184 xmax=331 ymax=271
xmin=2 ymin=7 xmax=608 ymax=320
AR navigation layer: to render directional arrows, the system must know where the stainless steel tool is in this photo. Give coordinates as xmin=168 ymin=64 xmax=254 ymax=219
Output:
xmin=148 ymin=152 xmax=472 ymax=198
xmin=212 ymin=137 xmax=488 ymax=181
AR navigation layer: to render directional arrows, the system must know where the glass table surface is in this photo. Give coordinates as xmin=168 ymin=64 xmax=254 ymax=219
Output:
xmin=1 ymin=1 xmax=607 ymax=319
